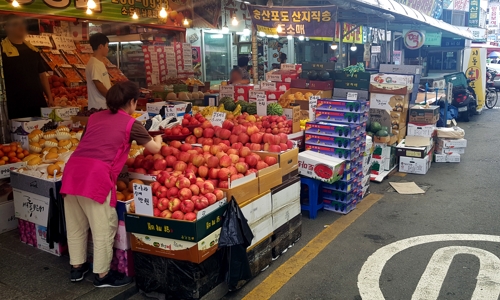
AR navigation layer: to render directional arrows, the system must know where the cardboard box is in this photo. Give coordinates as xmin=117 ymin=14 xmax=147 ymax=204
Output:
xmin=317 ymin=99 xmax=367 ymax=113
xmin=129 ymin=228 xmax=220 ymax=263
xmin=435 ymin=146 xmax=465 ymax=155
xmin=298 ymin=150 xmax=345 ymax=184
xmin=409 ymin=105 xmax=440 ymax=124
xmin=0 ymin=162 xmax=24 ymax=179
xmin=241 ymin=192 xmax=272 ymax=225
xmin=369 ymin=83 xmax=409 ymax=95
xmin=379 ymin=64 xmax=422 ymax=75
xmin=334 ymin=79 xmax=369 ymax=91
xmin=125 ymin=201 xmax=227 ymax=242
xmin=290 ymin=78 xmax=308 ymax=88
xmin=399 ymin=153 xmax=432 ymax=175
xmin=0 ymin=199 xmax=17 ymax=234
xmin=372 ymin=143 xmax=396 ymax=171
xmin=334 ymin=70 xmax=372 ymax=81
xmin=370 ymin=73 xmax=414 ymax=85
xmin=253 ymin=148 xmax=299 ymax=177
xmin=249 ymin=215 xmax=273 ymax=247
xmin=146 ymin=101 xmax=191 ymax=119
xmin=271 ymin=177 xmax=300 ymax=213
xmin=10 ymin=117 xmax=51 ymax=134
xmin=315 ymin=110 xmax=368 ymax=124
xmin=305 ymin=134 xmax=361 ymax=150
xmin=272 ymin=199 xmax=301 ymax=230
xmin=283 ymin=104 xmax=301 ymax=133
xmin=396 ymin=138 xmax=433 ymax=159
xmin=257 ymin=164 xmax=282 ymax=194
xmin=114 ymin=220 xmax=131 ymax=250
xmin=407 ymin=123 xmax=436 ymax=137
xmin=13 ymin=189 xmax=50 ymax=226
xmin=370 ymin=93 xmax=409 ymax=111
xmin=221 ymin=176 xmax=259 ymax=204
xmin=435 ymin=153 xmax=461 ymax=163
xmin=41 ymin=107 xmax=80 ymax=121
xmin=305 ymin=143 xmax=360 ymax=160
xmin=305 ymin=121 xmax=364 ymax=138
xmin=282 ymin=88 xmax=333 ymax=111
xmin=437 ymin=138 xmax=467 ymax=148
xmin=333 ymin=88 xmax=369 ymax=101
xmin=266 ymin=69 xmax=300 ymax=82
xmin=309 ymin=80 xmax=334 ymax=90
xmin=10 ymin=171 xmax=61 ymax=199
xmin=36 ymin=225 xmax=68 ymax=256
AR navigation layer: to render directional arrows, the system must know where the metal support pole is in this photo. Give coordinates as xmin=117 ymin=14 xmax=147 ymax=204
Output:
xmin=251 ymin=28 xmax=258 ymax=84
xmin=390 ymin=31 xmax=395 ymax=64
xmin=385 ymin=21 xmax=388 ymax=63
xmin=339 ymin=22 xmax=344 ymax=68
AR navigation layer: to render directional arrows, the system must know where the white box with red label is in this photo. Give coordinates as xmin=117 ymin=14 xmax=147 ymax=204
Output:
xmin=298 ymin=151 xmax=346 ymax=183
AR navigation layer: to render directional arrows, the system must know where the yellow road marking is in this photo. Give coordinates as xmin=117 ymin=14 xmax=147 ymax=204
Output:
xmin=393 ymin=172 xmax=407 ymax=177
xmin=242 ymin=193 xmax=384 ymax=300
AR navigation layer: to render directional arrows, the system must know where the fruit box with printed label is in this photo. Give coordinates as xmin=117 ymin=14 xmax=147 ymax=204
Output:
xmin=437 ymin=138 xmax=467 ymax=148
xmin=399 ymin=152 xmax=432 ymax=175
xmin=130 ymin=228 xmax=220 ymax=263
xmin=270 ymin=177 xmax=300 ymax=213
xmin=41 ymin=107 xmax=80 ymax=121
xmin=396 ymin=139 xmax=434 ymax=159
xmin=240 ymin=191 xmax=272 ymax=224
xmin=409 ymin=105 xmax=440 ymax=124
xmin=273 ymin=199 xmax=301 ymax=230
xmin=0 ymin=162 xmax=25 ymax=179
xmin=220 ymin=175 xmax=259 ymax=204
xmin=305 ymin=121 xmax=364 ymax=138
xmin=36 ymin=225 xmax=68 ymax=256
xmin=434 ymin=153 xmax=461 ymax=163
xmin=369 ymin=83 xmax=410 ymax=95
xmin=305 ymin=143 xmax=361 ymax=161
xmin=317 ymin=99 xmax=368 ymax=113
xmin=0 ymin=199 xmax=17 ymax=234
xmin=370 ymin=73 xmax=414 ymax=85
xmin=315 ymin=110 xmax=368 ymax=124
xmin=333 ymin=79 xmax=369 ymax=91
xmin=234 ymin=84 xmax=255 ymax=100
xmin=253 ymin=147 xmax=299 ymax=178
xmin=125 ymin=201 xmax=227 ymax=242
xmin=10 ymin=117 xmax=52 ymax=134
xmin=407 ymin=122 xmax=436 ymax=137
xmin=298 ymin=150 xmax=345 ymax=184
xmin=266 ymin=70 xmax=300 ymax=83
xmin=13 ymin=189 xmax=50 ymax=227
xmin=10 ymin=170 xmax=61 ymax=199
xmin=305 ymin=134 xmax=361 ymax=150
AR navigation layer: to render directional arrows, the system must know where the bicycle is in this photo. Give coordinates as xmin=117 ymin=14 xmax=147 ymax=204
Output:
xmin=485 ymin=68 xmax=498 ymax=109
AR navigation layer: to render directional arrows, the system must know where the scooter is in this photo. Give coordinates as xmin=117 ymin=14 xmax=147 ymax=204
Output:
xmin=451 ymin=81 xmax=477 ymax=122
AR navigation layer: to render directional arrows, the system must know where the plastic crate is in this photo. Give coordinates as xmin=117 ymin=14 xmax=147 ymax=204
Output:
xmin=323 ymin=199 xmax=357 ymax=214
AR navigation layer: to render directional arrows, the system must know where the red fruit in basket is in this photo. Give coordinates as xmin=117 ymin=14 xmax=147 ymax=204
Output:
xmin=209 ymin=145 xmax=220 ymax=155
xmin=185 ymin=135 xmax=197 ymax=144
xmin=238 ymin=133 xmax=250 ymax=144
xmin=219 ymin=155 xmax=232 ymax=168
xmin=172 ymin=210 xmax=184 ymax=220
xmin=213 ymin=189 xmax=224 ymax=201
xmin=134 ymin=168 xmax=147 ymax=174
xmin=222 ymin=120 xmax=234 ymax=130
xmin=181 ymin=199 xmax=195 ymax=213
xmin=198 ymin=166 xmax=208 ymax=178
xmin=235 ymin=162 xmax=248 ymax=174
xmin=229 ymin=154 xmax=239 ymax=164
xmin=245 ymin=155 xmax=258 ymax=167
xmin=167 ymin=187 xmax=179 ymax=198
xmin=264 ymin=156 xmax=277 ymax=166
xmin=201 ymin=181 xmax=215 ymax=194
xmin=239 ymin=146 xmax=251 ymax=158
xmin=250 ymin=132 xmax=263 ymax=144
xmin=165 ymin=155 xmax=176 ymax=167
xmin=182 ymin=118 xmax=190 ymax=126
xmin=181 ymin=127 xmax=190 ymax=135
xmin=152 ymin=196 xmax=159 ymax=208
xmin=174 ymin=161 xmax=187 ymax=172
xmin=202 ymin=138 xmax=214 ymax=146
xmin=164 ymin=176 xmax=176 ymax=188
xmin=190 ymin=118 xmax=199 ymax=125
xmin=160 ymin=145 xmax=172 ymax=157
xmin=218 ymin=168 xmax=230 ymax=181
xmin=218 ymin=181 xmax=229 ymax=188
xmin=172 ymin=127 xmax=181 ymax=135
xmin=203 ymin=128 xmax=214 ymax=138
xmin=194 ymin=197 xmax=209 ymax=210
xmin=184 ymin=212 xmax=197 ymax=221
xmin=208 ymin=168 xmax=220 ymax=179
xmin=156 ymin=186 xmax=168 ymax=198
xmin=153 ymin=159 xmax=167 ymax=171
xmin=269 ymin=145 xmax=281 ymax=153
xmin=133 ymin=155 xmax=144 ymax=168
xmin=192 ymin=154 xmax=204 ymax=167
xmin=193 ymin=127 xmax=203 ymax=138
xmin=250 ymin=143 xmax=261 ymax=151
xmin=190 ymin=184 xmax=200 ymax=196
xmin=153 ymin=208 xmax=161 ymax=217
xmin=219 ymin=129 xmax=231 ymax=140
xmin=207 ymin=156 xmax=219 ymax=168
xmin=287 ymin=140 xmax=294 ymax=149
xmin=232 ymin=142 xmax=243 ymax=150
xmin=256 ymin=161 xmax=269 ymax=170
xmin=186 ymin=172 xmax=197 ymax=184
xmin=202 ymin=120 xmax=213 ymax=129
xmin=151 ymin=181 xmax=161 ymax=194
xmin=179 ymin=188 xmax=193 ymax=201
xmin=205 ymin=193 xmax=216 ymax=205
xmin=125 ymin=157 xmax=135 ymax=167
xmin=180 ymin=143 xmax=192 ymax=152
xmin=280 ymin=143 xmax=288 ymax=151
xmin=227 ymin=166 xmax=237 ymax=176
xmin=170 ymin=140 xmax=182 ymax=148
xmin=169 ymin=198 xmax=182 ymax=212
xmin=278 ymin=133 xmax=288 ymax=144
xmin=157 ymin=198 xmax=169 ymax=211
xmin=176 ymin=177 xmax=191 ymax=189
xmin=160 ymin=210 xmax=172 ymax=219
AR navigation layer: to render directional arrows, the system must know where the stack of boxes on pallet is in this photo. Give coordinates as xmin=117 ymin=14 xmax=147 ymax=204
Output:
xmin=396 ymin=104 xmax=440 ymax=174
xmin=300 ymin=96 xmax=369 ymax=215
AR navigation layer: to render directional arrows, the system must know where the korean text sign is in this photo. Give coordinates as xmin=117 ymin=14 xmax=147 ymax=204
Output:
xmin=248 ymin=5 xmax=337 ymax=37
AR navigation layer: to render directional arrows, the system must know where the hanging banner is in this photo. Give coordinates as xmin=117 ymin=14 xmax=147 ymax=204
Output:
xmin=248 ymin=5 xmax=337 ymax=37
xmin=469 ymin=0 xmax=480 ymax=27
xmin=463 ymin=48 xmax=486 ymax=110
xmin=0 ymin=0 xmax=193 ymax=26
xmin=335 ymin=23 xmax=363 ymax=44
xmin=489 ymin=5 xmax=498 ymax=28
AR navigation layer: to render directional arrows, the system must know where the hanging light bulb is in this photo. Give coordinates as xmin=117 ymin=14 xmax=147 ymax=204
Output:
xmin=298 ymin=35 xmax=305 ymax=41
xmin=12 ymin=0 xmax=19 ymax=7
xmin=243 ymin=28 xmax=250 ymax=35
xmin=159 ymin=6 xmax=167 ymax=18
xmin=222 ymin=25 xmax=229 ymax=33
xmin=132 ymin=12 xmax=139 ymax=20
xmin=276 ymin=24 xmax=283 ymax=33
xmin=86 ymin=7 xmax=93 ymax=15
xmin=183 ymin=18 xmax=189 ymax=26
xmin=232 ymin=16 xmax=239 ymax=26
xmin=330 ymin=43 xmax=338 ymax=50
xmin=350 ymin=43 xmax=357 ymax=51
xmin=87 ymin=0 xmax=96 ymax=9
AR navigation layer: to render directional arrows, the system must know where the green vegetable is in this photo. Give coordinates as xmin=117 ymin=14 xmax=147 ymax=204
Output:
xmin=224 ymin=100 xmax=236 ymax=111
xmin=376 ymin=130 xmax=389 ymax=137
xmin=342 ymin=63 xmax=365 ymax=77
xmin=247 ymin=103 xmax=257 ymax=115
xmin=267 ymin=103 xmax=283 ymax=116
xmin=370 ymin=121 xmax=382 ymax=133
xmin=236 ymin=100 xmax=248 ymax=112
xmin=219 ymin=96 xmax=233 ymax=105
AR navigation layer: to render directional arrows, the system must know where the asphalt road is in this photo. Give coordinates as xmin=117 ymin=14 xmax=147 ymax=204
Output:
xmin=224 ymin=107 xmax=500 ymax=300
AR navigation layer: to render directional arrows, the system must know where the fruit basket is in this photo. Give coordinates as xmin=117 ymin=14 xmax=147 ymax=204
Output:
xmin=42 ymin=50 xmax=68 ymax=70
xmin=107 ymin=67 xmax=128 ymax=82
xmin=162 ymin=133 xmax=191 ymax=142
xmin=74 ymin=65 xmax=86 ymax=82
xmin=57 ymin=65 xmax=84 ymax=84
xmin=77 ymin=52 xmax=92 ymax=64
xmin=62 ymin=50 xmax=83 ymax=65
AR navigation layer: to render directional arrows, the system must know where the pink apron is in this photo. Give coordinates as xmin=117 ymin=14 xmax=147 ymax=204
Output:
xmin=61 ymin=110 xmax=135 ymax=207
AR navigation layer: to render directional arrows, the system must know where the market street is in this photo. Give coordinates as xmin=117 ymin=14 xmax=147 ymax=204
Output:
xmin=222 ymin=107 xmax=500 ymax=300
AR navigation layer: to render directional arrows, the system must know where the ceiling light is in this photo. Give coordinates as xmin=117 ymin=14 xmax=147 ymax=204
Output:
xmin=222 ymin=26 xmax=229 ymax=33
xmin=132 ymin=12 xmax=139 ymax=19
xmin=232 ymin=16 xmax=239 ymax=26
xmin=287 ymin=35 xmax=293 ymax=39
xmin=183 ymin=18 xmax=189 ymax=26
xmin=298 ymin=35 xmax=304 ymax=41
xmin=159 ymin=7 xmax=167 ymax=18
xmin=86 ymin=7 xmax=92 ymax=15
xmin=87 ymin=0 xmax=96 ymax=9
xmin=273 ymin=35 xmax=279 ymax=39
xmin=350 ymin=43 xmax=357 ymax=51
xmin=12 ymin=0 xmax=19 ymax=7
xmin=331 ymin=44 xmax=338 ymax=50
xmin=258 ymin=31 xmax=266 ymax=37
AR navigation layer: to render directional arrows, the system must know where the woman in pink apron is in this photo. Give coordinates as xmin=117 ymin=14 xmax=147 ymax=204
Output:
xmin=61 ymin=81 xmax=162 ymax=287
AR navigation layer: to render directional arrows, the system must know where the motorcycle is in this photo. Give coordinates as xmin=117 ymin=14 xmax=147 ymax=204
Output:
xmin=485 ymin=68 xmax=498 ymax=109
xmin=445 ymin=72 xmax=477 ymax=122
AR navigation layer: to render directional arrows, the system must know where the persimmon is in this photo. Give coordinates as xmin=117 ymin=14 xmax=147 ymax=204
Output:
xmin=7 ymin=152 xmax=16 ymax=158
xmin=2 ymin=156 xmax=9 ymax=162
xmin=17 ymin=153 xmax=24 ymax=159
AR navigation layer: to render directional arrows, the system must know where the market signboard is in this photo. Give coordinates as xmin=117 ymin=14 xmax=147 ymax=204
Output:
xmin=0 ymin=0 xmax=193 ymax=26
xmin=248 ymin=5 xmax=337 ymax=37
xmin=424 ymin=32 xmax=441 ymax=46
xmin=469 ymin=0 xmax=480 ymax=27
xmin=394 ymin=0 xmax=443 ymax=19
xmin=403 ymin=30 xmax=425 ymax=50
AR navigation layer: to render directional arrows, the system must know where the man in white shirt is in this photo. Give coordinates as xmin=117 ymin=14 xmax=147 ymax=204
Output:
xmin=86 ymin=33 xmax=111 ymax=109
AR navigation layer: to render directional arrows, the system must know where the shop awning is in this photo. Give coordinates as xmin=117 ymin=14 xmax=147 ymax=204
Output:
xmin=332 ymin=0 xmax=473 ymax=40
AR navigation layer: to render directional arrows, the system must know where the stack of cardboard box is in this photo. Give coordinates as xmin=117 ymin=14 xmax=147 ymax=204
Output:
xmin=435 ymin=138 xmax=467 ymax=163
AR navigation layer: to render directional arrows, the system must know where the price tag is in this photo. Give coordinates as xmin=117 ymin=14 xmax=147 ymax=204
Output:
xmin=220 ymin=85 xmax=234 ymax=93
xmin=52 ymin=35 xmax=76 ymax=51
xmin=309 ymin=95 xmax=320 ymax=121
xmin=219 ymin=92 xmax=234 ymax=100
xmin=25 ymin=35 xmax=52 ymax=48
xmin=260 ymin=81 xmax=276 ymax=90
xmin=211 ymin=112 xmax=226 ymax=127
xmin=346 ymin=92 xmax=358 ymax=100
xmin=249 ymin=90 xmax=265 ymax=99
xmin=281 ymin=63 xmax=296 ymax=71
xmin=256 ymin=94 xmax=267 ymax=116
xmin=165 ymin=106 xmax=176 ymax=119
xmin=133 ymin=184 xmax=154 ymax=216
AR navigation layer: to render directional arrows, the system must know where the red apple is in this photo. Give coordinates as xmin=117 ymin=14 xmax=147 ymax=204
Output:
xmin=172 ymin=210 xmax=184 ymax=220
xmin=245 ymin=155 xmax=258 ymax=167
xmin=213 ymin=189 xmax=224 ymax=201
xmin=207 ymin=156 xmax=219 ymax=168
xmin=203 ymin=128 xmax=215 ymax=138
xmin=125 ymin=157 xmax=135 ymax=167
xmin=169 ymin=198 xmax=181 ymax=212
xmin=218 ymin=181 xmax=229 ymax=188
xmin=160 ymin=210 xmax=172 ymax=219
xmin=170 ymin=140 xmax=182 ymax=148
xmin=250 ymin=143 xmax=261 ymax=151
xmin=269 ymin=145 xmax=281 ymax=153
xmin=264 ymin=156 xmax=277 ymax=165
xmin=235 ymin=162 xmax=249 ymax=174
xmin=190 ymin=184 xmax=200 ymax=195
xmin=256 ymin=161 xmax=269 ymax=170
xmin=208 ymin=168 xmax=220 ymax=179
xmin=179 ymin=188 xmax=193 ymax=201
xmin=201 ymin=181 xmax=215 ymax=194
xmin=150 ymin=181 xmax=161 ymax=195
xmin=219 ymin=155 xmax=232 ymax=168
xmin=250 ymin=132 xmax=263 ymax=144
xmin=167 ymin=187 xmax=179 ymax=198
xmin=238 ymin=133 xmax=250 ymax=144
xmin=157 ymin=198 xmax=169 ymax=211
xmin=156 ymin=186 xmax=168 ymax=198
xmin=194 ymin=196 xmax=209 ymax=210
xmin=239 ymin=146 xmax=252 ymax=158
xmin=229 ymin=154 xmax=240 ymax=164
xmin=185 ymin=135 xmax=197 ymax=144
xmin=185 ymin=172 xmax=197 ymax=184
xmin=153 ymin=159 xmax=167 ymax=171
xmin=180 ymin=199 xmax=195 ymax=213
xmin=227 ymin=166 xmax=237 ymax=176
xmin=217 ymin=168 xmax=230 ymax=181
xmin=205 ymin=193 xmax=217 ymax=205
xmin=154 ymin=208 xmax=161 ymax=217
xmin=176 ymin=177 xmax=191 ymax=189
xmin=193 ymin=127 xmax=203 ymax=138
xmin=184 ymin=212 xmax=197 ymax=221
xmin=198 ymin=166 xmax=209 ymax=178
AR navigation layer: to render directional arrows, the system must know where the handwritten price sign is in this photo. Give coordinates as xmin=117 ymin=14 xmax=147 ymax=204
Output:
xmin=133 ymin=184 xmax=154 ymax=216
xmin=256 ymin=94 xmax=267 ymax=116
xmin=309 ymin=95 xmax=320 ymax=121
xmin=211 ymin=112 xmax=226 ymax=127
xmin=346 ymin=92 xmax=358 ymax=100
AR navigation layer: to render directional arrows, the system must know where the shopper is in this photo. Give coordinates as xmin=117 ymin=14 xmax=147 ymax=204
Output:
xmin=228 ymin=67 xmax=244 ymax=84
xmin=280 ymin=53 xmax=287 ymax=66
xmin=1 ymin=14 xmax=53 ymax=119
xmin=86 ymin=33 xmax=112 ymax=109
xmin=61 ymin=81 xmax=162 ymax=287
xmin=237 ymin=55 xmax=251 ymax=84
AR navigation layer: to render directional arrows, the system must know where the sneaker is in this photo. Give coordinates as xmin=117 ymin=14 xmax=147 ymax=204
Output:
xmin=93 ymin=270 xmax=133 ymax=288
xmin=70 ymin=262 xmax=90 ymax=282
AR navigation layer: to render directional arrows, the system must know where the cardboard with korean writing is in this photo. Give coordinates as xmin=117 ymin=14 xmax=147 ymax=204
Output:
xmin=309 ymin=95 xmax=320 ymax=121
xmin=133 ymin=184 xmax=154 ymax=216
xmin=13 ymin=189 xmax=50 ymax=226
xmin=256 ymin=94 xmax=267 ymax=116
xmin=211 ymin=112 xmax=226 ymax=127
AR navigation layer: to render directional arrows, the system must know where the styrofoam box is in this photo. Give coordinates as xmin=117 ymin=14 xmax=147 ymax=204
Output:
xmin=241 ymin=192 xmax=272 ymax=225
xmin=435 ymin=153 xmax=461 ymax=163
xmin=271 ymin=181 xmax=300 ymax=213
xmin=399 ymin=154 xmax=431 ymax=175
xmin=407 ymin=123 xmax=436 ymax=138
xmin=272 ymin=199 xmax=301 ymax=230
xmin=437 ymin=138 xmax=467 ymax=148
xmin=249 ymin=214 xmax=273 ymax=247
xmin=0 ymin=200 xmax=17 ymax=234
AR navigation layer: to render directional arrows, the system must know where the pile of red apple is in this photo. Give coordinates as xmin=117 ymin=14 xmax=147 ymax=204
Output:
xmin=164 ymin=125 xmax=191 ymax=136
xmin=181 ymin=113 xmax=205 ymax=127
xmin=183 ymin=113 xmax=293 ymax=152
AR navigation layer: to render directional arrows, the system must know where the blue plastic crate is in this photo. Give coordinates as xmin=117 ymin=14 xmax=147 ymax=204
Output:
xmin=323 ymin=199 xmax=357 ymax=214
xmin=321 ymin=188 xmax=358 ymax=204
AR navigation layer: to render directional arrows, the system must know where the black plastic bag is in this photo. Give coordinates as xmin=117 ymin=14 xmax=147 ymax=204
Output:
xmin=46 ymin=187 xmax=67 ymax=249
xmin=219 ymin=197 xmax=254 ymax=290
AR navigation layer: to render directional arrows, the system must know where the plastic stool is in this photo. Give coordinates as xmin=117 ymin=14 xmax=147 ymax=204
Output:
xmin=300 ymin=177 xmax=323 ymax=219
